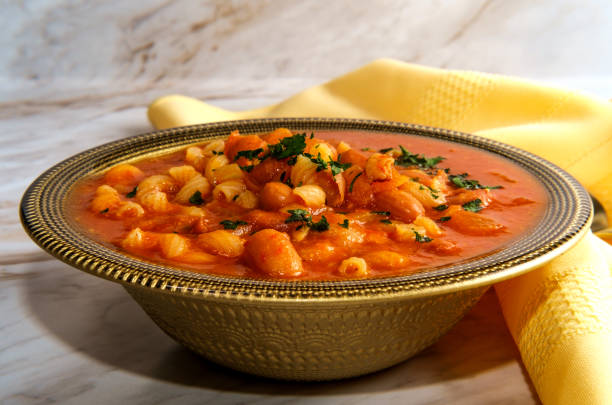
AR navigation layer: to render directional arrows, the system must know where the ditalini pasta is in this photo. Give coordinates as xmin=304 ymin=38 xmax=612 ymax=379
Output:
xmin=69 ymin=128 xmax=548 ymax=280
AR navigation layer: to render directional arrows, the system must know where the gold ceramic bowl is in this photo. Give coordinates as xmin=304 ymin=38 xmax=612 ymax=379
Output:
xmin=21 ymin=118 xmax=591 ymax=380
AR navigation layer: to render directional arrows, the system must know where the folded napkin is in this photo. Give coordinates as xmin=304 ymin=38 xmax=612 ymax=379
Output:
xmin=148 ymin=59 xmax=612 ymax=405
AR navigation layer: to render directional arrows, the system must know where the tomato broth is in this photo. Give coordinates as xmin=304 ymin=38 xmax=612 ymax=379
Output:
xmin=69 ymin=129 xmax=547 ymax=280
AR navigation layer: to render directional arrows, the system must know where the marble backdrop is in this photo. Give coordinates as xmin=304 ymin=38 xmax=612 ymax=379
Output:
xmin=2 ymin=0 xmax=612 ymax=403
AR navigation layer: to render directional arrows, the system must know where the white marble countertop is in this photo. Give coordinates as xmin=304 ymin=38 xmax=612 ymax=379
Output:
xmin=2 ymin=1 xmax=612 ymax=403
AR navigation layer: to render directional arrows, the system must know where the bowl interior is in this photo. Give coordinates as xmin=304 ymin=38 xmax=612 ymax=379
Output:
xmin=20 ymin=118 xmax=592 ymax=299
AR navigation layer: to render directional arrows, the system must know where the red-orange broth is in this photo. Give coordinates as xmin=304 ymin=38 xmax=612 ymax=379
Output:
xmin=69 ymin=129 xmax=547 ymax=280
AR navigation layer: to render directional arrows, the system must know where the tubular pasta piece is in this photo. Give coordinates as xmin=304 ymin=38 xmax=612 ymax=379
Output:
xmin=137 ymin=175 xmax=178 ymax=198
xmin=365 ymin=153 xmax=395 ymax=181
xmin=307 ymin=141 xmax=337 ymax=162
xmin=235 ymin=190 xmax=258 ymax=209
xmin=213 ymin=180 xmax=246 ymax=201
xmin=91 ymin=185 xmax=122 ymax=213
xmin=362 ymin=251 xmax=409 ymax=269
xmin=290 ymin=155 xmax=318 ymax=187
xmin=185 ymin=146 xmax=207 ymax=172
xmin=212 ymin=163 xmax=244 ymax=184
xmin=139 ymin=190 xmax=172 ymax=213
xmin=293 ymin=185 xmax=326 ymax=208
xmin=159 ymin=233 xmax=189 ymax=258
xmin=169 ymin=165 xmax=199 ymax=185
xmin=201 ymin=140 xmax=225 ymax=157
xmin=205 ymin=154 xmax=230 ymax=184
xmin=104 ymin=164 xmax=144 ymax=193
xmin=337 ymin=257 xmax=368 ymax=278
xmin=392 ymin=223 xmax=428 ymax=242
xmin=197 ymin=230 xmax=245 ymax=258
xmin=175 ymin=174 xmax=211 ymax=204
xmin=413 ymin=215 xmax=443 ymax=237
xmin=116 ymin=201 xmax=145 ymax=218
xmin=122 ymin=227 xmax=158 ymax=250
xmin=399 ymin=180 xmax=446 ymax=208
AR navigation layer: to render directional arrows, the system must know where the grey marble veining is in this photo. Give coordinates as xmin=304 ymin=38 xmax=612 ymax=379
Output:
xmin=2 ymin=0 xmax=612 ymax=403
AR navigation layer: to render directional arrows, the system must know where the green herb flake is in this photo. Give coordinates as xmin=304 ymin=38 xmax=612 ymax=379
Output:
xmin=380 ymin=219 xmax=392 ymax=224
xmin=232 ymin=194 xmax=239 ymax=201
xmin=349 ymin=171 xmax=363 ymax=193
xmin=395 ymin=145 xmax=445 ymax=170
xmin=449 ymin=173 xmax=501 ymax=190
xmin=338 ymin=219 xmax=349 ymax=229
xmin=268 ymin=133 xmax=307 ymax=160
xmin=285 ymin=209 xmax=311 ymax=224
xmin=126 ymin=187 xmax=137 ymax=198
xmin=189 ymin=190 xmax=204 ymax=205
xmin=239 ymin=164 xmax=255 ymax=172
xmin=434 ymin=204 xmax=448 ymax=211
xmin=414 ymin=231 xmax=433 ymax=243
xmin=219 ymin=219 xmax=248 ymax=230
xmin=379 ymin=147 xmax=394 ymax=154
xmin=462 ymin=199 xmax=483 ymax=212
xmin=100 ymin=208 xmax=109 ymax=214
xmin=212 ymin=150 xmax=224 ymax=155
xmin=371 ymin=211 xmax=391 ymax=216
xmin=235 ymin=148 xmax=264 ymax=161
xmin=285 ymin=209 xmax=330 ymax=232
xmin=329 ymin=160 xmax=351 ymax=176
xmin=361 ymin=147 xmax=372 ymax=152
xmin=310 ymin=215 xmax=330 ymax=232
xmin=438 ymin=216 xmax=451 ymax=222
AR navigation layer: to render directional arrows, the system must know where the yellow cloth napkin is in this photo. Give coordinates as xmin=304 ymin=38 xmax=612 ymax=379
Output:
xmin=148 ymin=59 xmax=612 ymax=405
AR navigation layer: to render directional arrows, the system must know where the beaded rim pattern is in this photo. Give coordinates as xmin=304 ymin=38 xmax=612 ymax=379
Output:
xmin=20 ymin=118 xmax=592 ymax=300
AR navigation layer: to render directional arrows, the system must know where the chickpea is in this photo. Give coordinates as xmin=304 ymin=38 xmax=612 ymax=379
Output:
xmin=375 ymin=189 xmax=425 ymax=223
xmin=245 ymin=229 xmax=304 ymax=278
xmin=259 ymin=182 xmax=294 ymax=211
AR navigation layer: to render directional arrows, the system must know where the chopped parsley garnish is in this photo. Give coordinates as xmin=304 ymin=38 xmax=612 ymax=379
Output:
xmin=371 ymin=211 xmax=391 ymax=216
xmin=232 ymin=194 xmax=239 ymax=201
xmin=380 ymin=219 xmax=392 ymax=224
xmin=395 ymin=145 xmax=445 ymax=169
xmin=338 ymin=219 xmax=349 ymax=229
xmin=239 ymin=164 xmax=255 ymax=172
xmin=349 ymin=172 xmax=362 ymax=193
xmin=449 ymin=173 xmax=501 ymax=190
xmin=379 ymin=147 xmax=394 ymax=154
xmin=212 ymin=150 xmax=224 ymax=155
xmin=434 ymin=204 xmax=448 ymax=211
xmin=285 ymin=209 xmax=312 ymax=224
xmin=189 ymin=191 xmax=204 ymax=205
xmin=439 ymin=216 xmax=451 ymax=222
xmin=220 ymin=219 xmax=248 ymax=230
xmin=235 ymin=148 xmax=264 ymax=161
xmin=329 ymin=160 xmax=352 ymax=176
xmin=100 ymin=208 xmax=109 ymax=214
xmin=361 ymin=147 xmax=372 ymax=152
xmin=285 ymin=209 xmax=329 ymax=232
xmin=310 ymin=216 xmax=330 ymax=232
xmin=126 ymin=187 xmax=137 ymax=198
xmin=268 ymin=133 xmax=307 ymax=160
xmin=304 ymin=152 xmax=351 ymax=176
xmin=414 ymin=230 xmax=433 ymax=243
xmin=462 ymin=199 xmax=483 ymax=212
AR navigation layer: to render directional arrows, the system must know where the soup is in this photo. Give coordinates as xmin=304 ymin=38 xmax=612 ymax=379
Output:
xmin=69 ymin=128 xmax=547 ymax=280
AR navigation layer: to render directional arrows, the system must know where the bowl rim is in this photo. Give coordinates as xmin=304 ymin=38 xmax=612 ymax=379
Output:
xmin=20 ymin=117 xmax=592 ymax=301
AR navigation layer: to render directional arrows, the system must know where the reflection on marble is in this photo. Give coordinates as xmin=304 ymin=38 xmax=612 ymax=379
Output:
xmin=1 ymin=260 xmax=535 ymax=404
xmin=2 ymin=0 xmax=612 ymax=403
